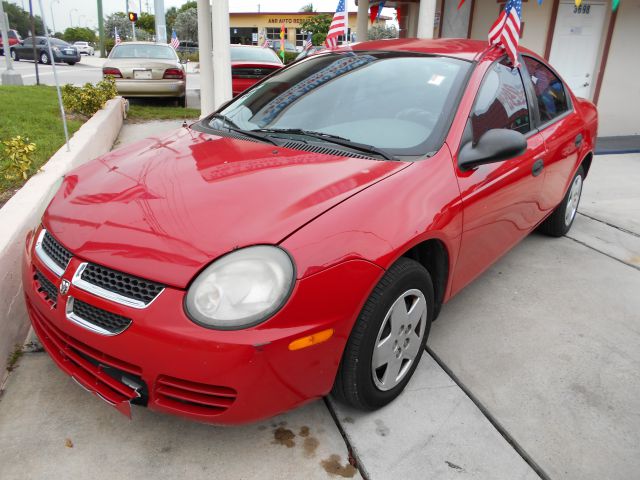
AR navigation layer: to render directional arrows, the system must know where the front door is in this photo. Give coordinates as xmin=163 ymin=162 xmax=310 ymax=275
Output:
xmin=548 ymin=1 xmax=607 ymax=99
xmin=451 ymin=59 xmax=547 ymax=295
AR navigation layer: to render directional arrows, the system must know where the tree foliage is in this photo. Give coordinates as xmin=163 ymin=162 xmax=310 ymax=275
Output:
xmin=367 ymin=24 xmax=398 ymax=40
xmin=105 ymin=12 xmax=150 ymax=41
xmin=173 ymin=7 xmax=197 ymax=41
xmin=62 ymin=27 xmax=97 ymax=43
xmin=299 ymin=14 xmax=331 ymax=46
xmin=2 ymin=1 xmax=45 ymax=37
xmin=137 ymin=13 xmax=155 ymax=35
xmin=299 ymin=3 xmax=315 ymax=12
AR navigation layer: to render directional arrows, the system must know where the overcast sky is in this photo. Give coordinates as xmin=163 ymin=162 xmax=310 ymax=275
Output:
xmin=6 ymin=0 xmax=394 ymax=35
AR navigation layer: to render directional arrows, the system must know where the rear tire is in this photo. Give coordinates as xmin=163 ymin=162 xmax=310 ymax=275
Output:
xmin=177 ymin=96 xmax=186 ymax=108
xmin=538 ymin=165 xmax=585 ymax=237
xmin=332 ymin=257 xmax=434 ymax=410
xmin=66 ymin=61 xmax=76 ymax=65
xmin=10 ymin=49 xmax=18 ymax=61
xmin=40 ymin=51 xmax=50 ymax=64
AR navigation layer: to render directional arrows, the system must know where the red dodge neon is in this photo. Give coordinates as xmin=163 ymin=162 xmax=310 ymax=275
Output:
xmin=23 ymin=39 xmax=597 ymax=424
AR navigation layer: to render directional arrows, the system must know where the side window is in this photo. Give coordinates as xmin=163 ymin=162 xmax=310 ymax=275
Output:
xmin=471 ymin=60 xmax=530 ymax=143
xmin=523 ymin=56 xmax=569 ymax=124
xmin=23 ymin=38 xmax=32 ymax=46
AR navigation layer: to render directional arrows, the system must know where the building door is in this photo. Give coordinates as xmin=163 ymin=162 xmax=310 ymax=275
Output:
xmin=548 ymin=1 xmax=607 ymax=99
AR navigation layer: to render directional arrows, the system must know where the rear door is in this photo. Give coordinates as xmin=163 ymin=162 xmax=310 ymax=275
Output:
xmin=451 ymin=58 xmax=548 ymax=294
xmin=521 ymin=55 xmax=583 ymax=212
xmin=20 ymin=38 xmax=33 ymax=60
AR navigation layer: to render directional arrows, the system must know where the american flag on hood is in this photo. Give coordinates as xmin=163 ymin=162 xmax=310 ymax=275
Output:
xmin=170 ymin=29 xmax=180 ymax=49
xmin=488 ymin=0 xmax=522 ymax=67
xmin=325 ymin=0 xmax=347 ymax=50
xmin=115 ymin=27 xmax=121 ymax=45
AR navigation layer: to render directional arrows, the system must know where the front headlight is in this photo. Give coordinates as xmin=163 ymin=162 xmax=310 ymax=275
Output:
xmin=185 ymin=246 xmax=295 ymax=329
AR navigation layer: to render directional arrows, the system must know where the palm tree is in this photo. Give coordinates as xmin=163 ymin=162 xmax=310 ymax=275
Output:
xmin=300 ymin=3 xmax=315 ymax=13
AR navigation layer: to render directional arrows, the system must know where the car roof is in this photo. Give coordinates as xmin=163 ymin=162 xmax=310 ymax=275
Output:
xmin=350 ymin=38 xmax=537 ymax=62
xmin=114 ymin=41 xmax=170 ymax=46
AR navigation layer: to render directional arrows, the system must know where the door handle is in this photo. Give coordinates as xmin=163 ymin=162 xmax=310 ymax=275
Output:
xmin=575 ymin=133 xmax=583 ymax=147
xmin=532 ymin=159 xmax=544 ymax=177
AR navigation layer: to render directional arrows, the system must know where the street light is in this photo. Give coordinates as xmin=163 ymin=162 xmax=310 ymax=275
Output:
xmin=50 ymin=0 xmax=59 ymax=33
xmin=69 ymin=8 xmax=78 ymax=27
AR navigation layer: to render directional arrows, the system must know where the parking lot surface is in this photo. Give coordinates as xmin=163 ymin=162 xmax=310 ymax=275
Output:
xmin=0 ymin=124 xmax=637 ymax=479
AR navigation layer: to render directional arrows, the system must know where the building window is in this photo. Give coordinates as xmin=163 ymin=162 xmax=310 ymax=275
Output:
xmin=266 ymin=27 xmax=287 ymax=41
xmin=295 ymin=28 xmax=309 ymax=47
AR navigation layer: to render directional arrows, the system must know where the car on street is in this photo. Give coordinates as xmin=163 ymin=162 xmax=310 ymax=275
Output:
xmin=102 ymin=41 xmax=186 ymax=106
xmin=270 ymin=38 xmax=297 ymax=54
xmin=73 ymin=41 xmax=95 ymax=55
xmin=176 ymin=40 xmax=198 ymax=56
xmin=230 ymin=44 xmax=283 ymax=96
xmin=23 ymin=39 xmax=597 ymax=425
xmin=11 ymin=37 xmax=81 ymax=65
xmin=0 ymin=29 xmax=21 ymax=56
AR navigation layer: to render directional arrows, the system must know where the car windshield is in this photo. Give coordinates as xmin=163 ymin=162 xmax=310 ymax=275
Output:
xmin=231 ymin=47 xmax=281 ymax=63
xmin=51 ymin=38 xmax=69 ymax=46
xmin=207 ymin=51 xmax=470 ymax=158
xmin=110 ymin=44 xmax=177 ymax=60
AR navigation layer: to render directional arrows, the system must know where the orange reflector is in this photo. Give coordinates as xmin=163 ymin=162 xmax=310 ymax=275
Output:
xmin=288 ymin=328 xmax=334 ymax=351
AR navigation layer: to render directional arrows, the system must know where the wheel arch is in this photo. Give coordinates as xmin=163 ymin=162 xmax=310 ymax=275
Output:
xmin=400 ymin=238 xmax=450 ymax=320
xmin=581 ymin=151 xmax=593 ymax=178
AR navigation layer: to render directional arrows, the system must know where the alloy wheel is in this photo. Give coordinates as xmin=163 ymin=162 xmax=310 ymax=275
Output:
xmin=564 ymin=174 xmax=583 ymax=226
xmin=371 ymin=289 xmax=427 ymax=391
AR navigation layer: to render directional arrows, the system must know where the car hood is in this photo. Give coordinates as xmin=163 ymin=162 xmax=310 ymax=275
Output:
xmin=43 ymin=127 xmax=409 ymax=288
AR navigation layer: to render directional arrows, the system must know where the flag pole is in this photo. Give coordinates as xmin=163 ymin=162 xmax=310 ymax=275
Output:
xmin=36 ymin=0 xmax=70 ymax=151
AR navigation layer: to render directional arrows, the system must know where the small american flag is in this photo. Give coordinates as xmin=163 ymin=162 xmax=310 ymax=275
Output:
xmin=325 ymin=0 xmax=347 ymax=50
xmin=170 ymin=29 xmax=180 ymax=49
xmin=304 ymin=32 xmax=313 ymax=51
xmin=115 ymin=27 xmax=121 ymax=45
xmin=488 ymin=0 xmax=522 ymax=67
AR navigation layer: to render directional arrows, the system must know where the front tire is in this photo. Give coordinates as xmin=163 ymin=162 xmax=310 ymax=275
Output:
xmin=40 ymin=51 xmax=50 ymax=64
xmin=332 ymin=257 xmax=434 ymax=410
xmin=538 ymin=165 xmax=585 ymax=237
xmin=66 ymin=61 xmax=76 ymax=65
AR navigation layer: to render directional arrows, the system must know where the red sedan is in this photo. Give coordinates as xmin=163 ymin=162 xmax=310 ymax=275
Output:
xmin=22 ymin=39 xmax=596 ymax=424
xmin=230 ymin=44 xmax=283 ymax=96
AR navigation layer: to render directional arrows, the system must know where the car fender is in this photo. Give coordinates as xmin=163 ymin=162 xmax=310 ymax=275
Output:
xmin=281 ymin=146 xmax=464 ymax=302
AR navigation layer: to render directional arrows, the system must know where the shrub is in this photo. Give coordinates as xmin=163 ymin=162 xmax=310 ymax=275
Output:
xmin=1 ymin=136 xmax=37 ymax=180
xmin=62 ymin=76 xmax=117 ymax=117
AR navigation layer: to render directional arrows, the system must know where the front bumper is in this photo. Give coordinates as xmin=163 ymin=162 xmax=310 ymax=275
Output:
xmin=22 ymin=227 xmax=382 ymax=424
xmin=114 ymin=79 xmax=186 ymax=98
xmin=53 ymin=52 xmax=81 ymax=62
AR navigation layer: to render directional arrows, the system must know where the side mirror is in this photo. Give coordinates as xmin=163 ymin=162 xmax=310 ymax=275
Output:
xmin=458 ymin=129 xmax=527 ymax=171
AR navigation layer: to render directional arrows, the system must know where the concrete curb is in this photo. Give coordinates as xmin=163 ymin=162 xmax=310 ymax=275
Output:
xmin=0 ymin=97 xmax=126 ymax=378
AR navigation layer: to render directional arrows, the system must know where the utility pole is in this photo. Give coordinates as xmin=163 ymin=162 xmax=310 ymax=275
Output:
xmin=154 ymin=0 xmax=166 ymax=43
xmin=97 ymin=0 xmax=105 ymax=57
xmin=0 ymin=5 xmax=23 ymax=84
xmin=28 ymin=0 xmax=39 ymax=84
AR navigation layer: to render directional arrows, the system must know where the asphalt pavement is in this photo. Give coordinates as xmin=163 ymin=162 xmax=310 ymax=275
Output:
xmin=0 ymin=120 xmax=638 ymax=479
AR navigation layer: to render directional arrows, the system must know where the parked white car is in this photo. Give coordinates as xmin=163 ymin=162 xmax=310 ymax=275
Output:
xmin=73 ymin=41 xmax=95 ymax=55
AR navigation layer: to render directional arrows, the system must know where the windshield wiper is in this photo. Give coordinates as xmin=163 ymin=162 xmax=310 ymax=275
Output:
xmin=252 ymin=128 xmax=396 ymax=160
xmin=208 ymin=114 xmax=279 ymax=146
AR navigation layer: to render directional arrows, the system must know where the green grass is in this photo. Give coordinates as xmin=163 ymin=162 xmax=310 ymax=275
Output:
xmin=0 ymin=85 xmax=83 ymax=196
xmin=127 ymin=104 xmax=201 ymax=121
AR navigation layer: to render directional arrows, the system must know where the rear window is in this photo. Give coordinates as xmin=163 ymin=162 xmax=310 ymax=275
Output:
xmin=110 ymin=44 xmax=177 ymax=60
xmin=230 ymin=47 xmax=281 ymax=63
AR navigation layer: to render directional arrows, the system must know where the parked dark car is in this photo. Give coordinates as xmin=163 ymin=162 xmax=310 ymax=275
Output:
xmin=0 ymin=29 xmax=22 ymax=55
xmin=176 ymin=40 xmax=198 ymax=56
xmin=12 ymin=37 xmax=81 ymax=65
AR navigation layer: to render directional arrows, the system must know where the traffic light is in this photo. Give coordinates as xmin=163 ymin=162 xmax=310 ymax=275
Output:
xmin=128 ymin=12 xmax=138 ymax=22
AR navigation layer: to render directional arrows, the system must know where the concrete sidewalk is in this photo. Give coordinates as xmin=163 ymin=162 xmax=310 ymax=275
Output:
xmin=1 ymin=135 xmax=638 ymax=479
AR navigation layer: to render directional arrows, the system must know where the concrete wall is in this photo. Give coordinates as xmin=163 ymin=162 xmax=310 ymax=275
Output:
xmin=441 ymin=0 xmax=472 ymax=38
xmin=596 ymin=0 xmax=640 ymax=136
xmin=0 ymin=98 xmax=125 ymax=379
xmin=470 ymin=0 xmax=553 ymax=55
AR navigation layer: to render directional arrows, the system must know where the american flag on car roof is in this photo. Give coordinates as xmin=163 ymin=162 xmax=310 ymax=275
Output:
xmin=488 ymin=0 xmax=522 ymax=68
xmin=325 ymin=0 xmax=347 ymax=50
xmin=304 ymin=32 xmax=313 ymax=51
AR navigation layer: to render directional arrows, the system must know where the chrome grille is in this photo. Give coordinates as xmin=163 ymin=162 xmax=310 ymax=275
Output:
xmin=41 ymin=231 xmax=72 ymax=271
xmin=74 ymin=262 xmax=164 ymax=308
xmin=67 ymin=297 xmax=132 ymax=335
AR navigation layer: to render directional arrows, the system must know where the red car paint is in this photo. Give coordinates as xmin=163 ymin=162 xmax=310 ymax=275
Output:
xmin=0 ymin=29 xmax=21 ymax=51
xmin=22 ymin=39 xmax=597 ymax=424
xmin=230 ymin=45 xmax=283 ymax=96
